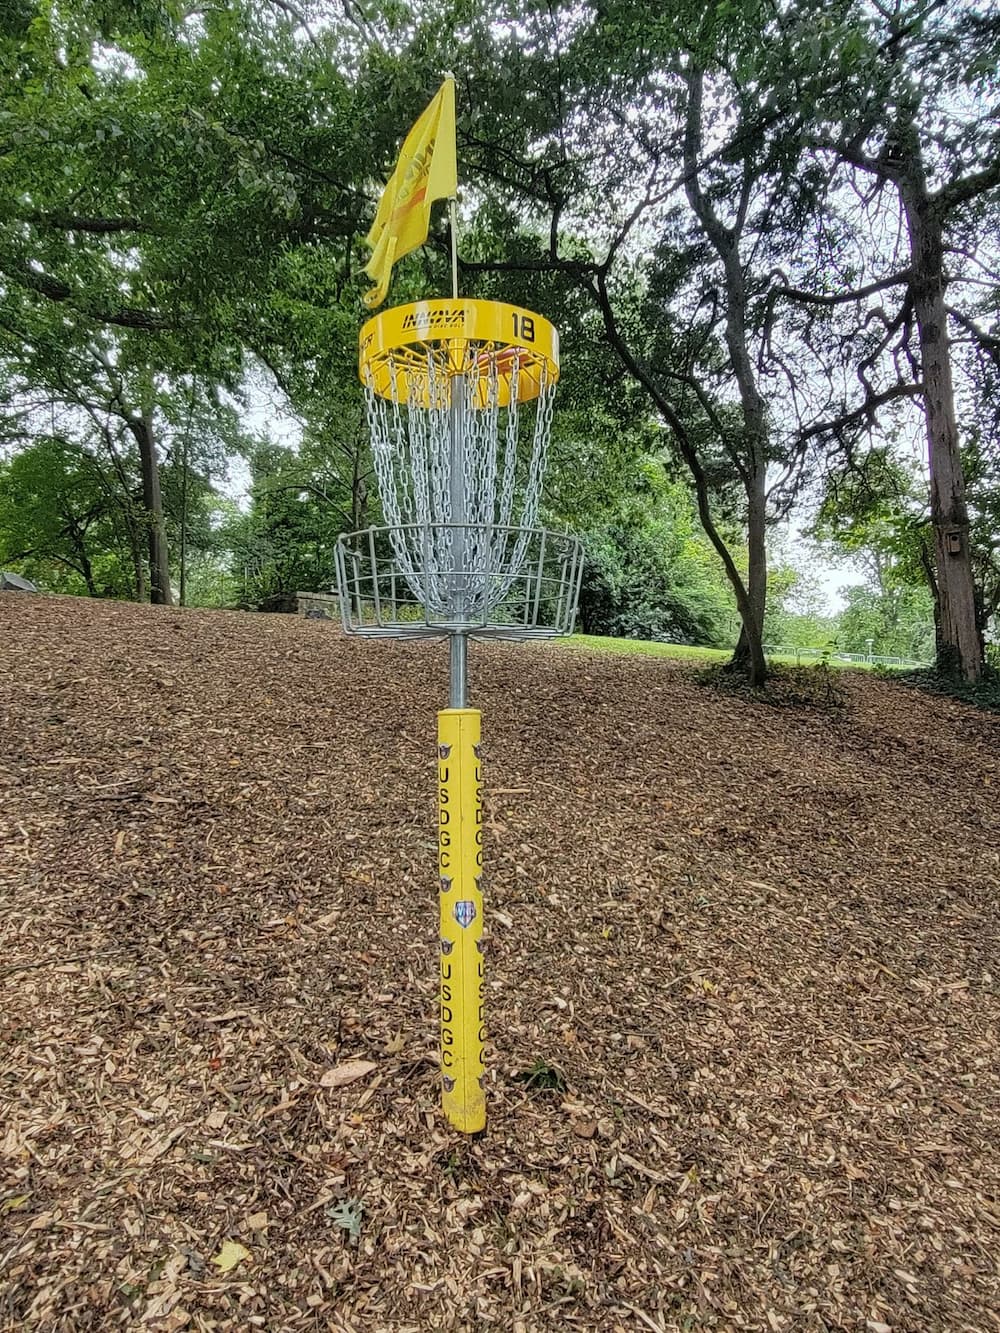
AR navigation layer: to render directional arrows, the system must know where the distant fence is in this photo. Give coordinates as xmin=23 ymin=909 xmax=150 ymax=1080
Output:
xmin=763 ymin=643 xmax=930 ymax=669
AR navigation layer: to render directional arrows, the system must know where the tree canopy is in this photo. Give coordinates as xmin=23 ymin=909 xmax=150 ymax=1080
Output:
xmin=2 ymin=0 xmax=997 ymax=678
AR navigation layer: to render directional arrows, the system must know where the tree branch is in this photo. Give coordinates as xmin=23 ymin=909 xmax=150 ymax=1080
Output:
xmin=24 ymin=213 xmax=150 ymax=235
xmin=587 ymin=267 xmax=756 ymax=633
xmin=947 ymin=306 xmax=1000 ymax=369
xmin=796 ymin=382 xmax=923 ymax=445
xmin=936 ymin=159 xmax=1000 ymax=214
xmin=10 ymin=260 xmax=177 ymax=331
xmin=773 ymin=269 xmax=912 ymax=307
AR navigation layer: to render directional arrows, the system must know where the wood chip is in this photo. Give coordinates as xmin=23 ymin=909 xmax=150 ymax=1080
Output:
xmin=1 ymin=595 xmax=998 ymax=1331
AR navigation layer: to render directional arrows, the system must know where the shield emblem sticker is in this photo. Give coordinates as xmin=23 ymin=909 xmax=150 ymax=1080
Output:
xmin=453 ymin=900 xmax=477 ymax=929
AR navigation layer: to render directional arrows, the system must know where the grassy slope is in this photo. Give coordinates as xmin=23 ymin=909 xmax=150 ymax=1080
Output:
xmin=561 ymin=632 xmax=878 ymax=670
xmin=562 ymin=634 xmax=731 ymax=662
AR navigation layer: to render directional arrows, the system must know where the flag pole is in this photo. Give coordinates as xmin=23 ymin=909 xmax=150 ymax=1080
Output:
xmin=449 ymin=197 xmax=460 ymax=300
xmin=443 ymin=72 xmax=459 ymax=300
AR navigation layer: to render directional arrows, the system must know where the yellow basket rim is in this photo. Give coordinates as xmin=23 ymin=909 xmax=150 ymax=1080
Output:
xmin=359 ymin=298 xmax=559 ymax=406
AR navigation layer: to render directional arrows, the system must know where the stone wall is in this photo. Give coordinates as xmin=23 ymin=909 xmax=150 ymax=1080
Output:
xmin=296 ymin=590 xmax=341 ymax=620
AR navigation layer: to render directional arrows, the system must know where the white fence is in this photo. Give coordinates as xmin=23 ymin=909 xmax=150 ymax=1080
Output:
xmin=763 ymin=644 xmax=930 ymax=669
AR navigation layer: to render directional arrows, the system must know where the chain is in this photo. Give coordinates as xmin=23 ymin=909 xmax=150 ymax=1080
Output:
xmin=362 ymin=342 xmax=558 ymax=622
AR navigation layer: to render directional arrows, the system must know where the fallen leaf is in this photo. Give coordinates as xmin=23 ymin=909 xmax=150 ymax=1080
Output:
xmin=211 ymin=1240 xmax=251 ymax=1273
xmin=327 ymin=1198 xmax=363 ymax=1239
xmin=320 ymin=1060 xmax=377 ymax=1088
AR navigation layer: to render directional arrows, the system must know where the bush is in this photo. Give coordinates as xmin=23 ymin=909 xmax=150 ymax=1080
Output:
xmin=577 ymin=523 xmax=731 ymax=645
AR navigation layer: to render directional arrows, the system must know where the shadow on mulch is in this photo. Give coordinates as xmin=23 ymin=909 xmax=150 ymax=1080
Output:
xmin=893 ymin=664 xmax=1000 ymax=714
xmin=695 ymin=661 xmax=850 ymax=714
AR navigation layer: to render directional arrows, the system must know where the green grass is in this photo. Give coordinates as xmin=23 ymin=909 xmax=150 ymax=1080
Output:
xmin=561 ymin=634 xmax=731 ymax=661
xmin=558 ymin=633 xmax=883 ymax=671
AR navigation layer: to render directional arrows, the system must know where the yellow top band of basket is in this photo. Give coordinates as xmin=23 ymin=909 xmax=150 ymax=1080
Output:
xmin=359 ymin=299 xmax=559 ymax=407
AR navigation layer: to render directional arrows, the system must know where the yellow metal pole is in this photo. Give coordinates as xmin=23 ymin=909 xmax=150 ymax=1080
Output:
xmin=437 ymin=707 xmax=485 ymax=1132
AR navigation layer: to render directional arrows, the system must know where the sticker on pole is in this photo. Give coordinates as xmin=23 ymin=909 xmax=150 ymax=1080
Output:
xmin=453 ymin=900 xmax=477 ymax=929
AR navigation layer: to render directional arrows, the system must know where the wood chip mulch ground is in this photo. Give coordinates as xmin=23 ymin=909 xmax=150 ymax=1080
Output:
xmin=1 ymin=593 xmax=998 ymax=1333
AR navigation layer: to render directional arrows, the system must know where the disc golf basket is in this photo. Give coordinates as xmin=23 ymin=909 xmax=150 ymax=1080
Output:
xmin=335 ymin=298 xmax=583 ymax=1133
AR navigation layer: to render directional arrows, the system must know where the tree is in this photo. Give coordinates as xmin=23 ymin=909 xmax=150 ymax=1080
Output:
xmin=577 ymin=460 xmax=735 ymax=645
xmin=225 ymin=440 xmax=353 ymax=610
xmin=1 ymin=0 xmax=393 ymax=605
xmin=0 ymin=436 xmax=130 ymax=594
xmin=447 ymin=0 xmax=854 ymax=683
xmin=775 ymin=0 xmax=1000 ymax=680
xmin=763 ymin=560 xmax=839 ymax=651
xmin=838 ymin=584 xmax=935 ymax=662
xmin=812 ymin=448 xmax=936 ymax=660
xmin=155 ymin=381 xmax=245 ymax=607
xmin=1 ymin=0 xmax=373 ymax=341
xmin=0 ymin=322 xmax=178 ymax=602
xmin=2 ymin=1 xmax=461 ymax=614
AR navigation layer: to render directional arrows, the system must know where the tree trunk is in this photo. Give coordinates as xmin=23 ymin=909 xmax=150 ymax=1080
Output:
xmin=683 ymin=64 xmax=770 ymax=686
xmin=898 ymin=142 xmax=982 ymax=681
xmin=128 ymin=405 xmax=173 ymax=606
xmin=730 ymin=471 xmax=768 ymax=683
xmin=96 ymin=436 xmax=145 ymax=599
xmin=592 ymin=268 xmax=768 ymax=679
xmin=74 ymin=542 xmax=98 ymax=597
xmin=718 ymin=309 xmax=768 ymax=685
xmin=179 ymin=432 xmax=188 ymax=607
xmin=63 ymin=511 xmax=99 ymax=597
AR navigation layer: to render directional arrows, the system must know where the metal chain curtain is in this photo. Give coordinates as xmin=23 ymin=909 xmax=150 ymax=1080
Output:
xmin=364 ymin=344 xmax=555 ymax=620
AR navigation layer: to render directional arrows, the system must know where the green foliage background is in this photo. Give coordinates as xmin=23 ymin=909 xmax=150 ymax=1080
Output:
xmin=3 ymin=0 xmax=998 ymax=669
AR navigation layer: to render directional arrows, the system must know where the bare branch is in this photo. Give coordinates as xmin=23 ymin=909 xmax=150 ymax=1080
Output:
xmin=773 ymin=269 xmax=912 ymax=308
xmin=263 ymin=0 xmax=322 ymax=48
xmin=796 ymin=382 xmax=923 ymax=446
xmin=947 ymin=306 xmax=1000 ymax=370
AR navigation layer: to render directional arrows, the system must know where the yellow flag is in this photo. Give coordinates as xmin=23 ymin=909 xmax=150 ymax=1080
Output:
xmin=363 ymin=78 xmax=457 ymax=309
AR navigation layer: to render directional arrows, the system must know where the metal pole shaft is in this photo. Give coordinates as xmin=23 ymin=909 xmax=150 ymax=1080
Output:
xmin=449 ymin=373 xmax=467 ymax=622
xmin=449 ymin=633 xmax=468 ymax=709
xmin=437 ymin=707 xmax=485 ymax=1133
xmin=449 ymin=197 xmax=460 ymax=301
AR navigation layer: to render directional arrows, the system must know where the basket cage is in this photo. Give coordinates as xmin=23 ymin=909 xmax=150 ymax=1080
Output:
xmin=336 ymin=522 xmax=584 ymax=638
